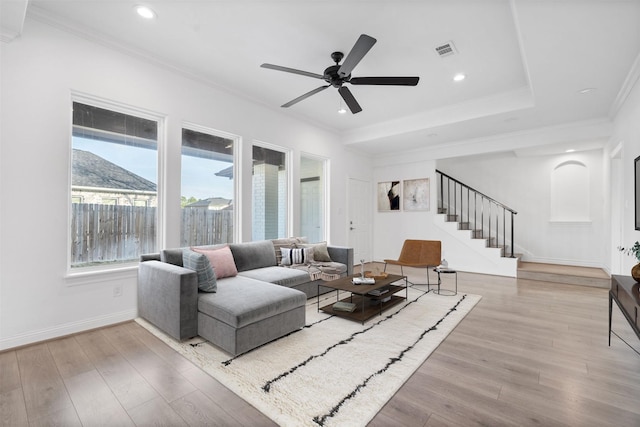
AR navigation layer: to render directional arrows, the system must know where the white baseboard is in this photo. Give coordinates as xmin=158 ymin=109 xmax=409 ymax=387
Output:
xmin=0 ymin=309 xmax=137 ymax=351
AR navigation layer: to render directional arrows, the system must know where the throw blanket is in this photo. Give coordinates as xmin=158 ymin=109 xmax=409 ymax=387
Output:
xmin=291 ymin=263 xmax=341 ymax=281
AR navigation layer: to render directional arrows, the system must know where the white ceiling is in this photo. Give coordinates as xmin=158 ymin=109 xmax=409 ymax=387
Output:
xmin=8 ymin=0 xmax=640 ymax=156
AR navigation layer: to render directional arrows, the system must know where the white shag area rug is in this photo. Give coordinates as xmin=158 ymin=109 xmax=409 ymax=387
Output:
xmin=137 ymin=287 xmax=481 ymax=427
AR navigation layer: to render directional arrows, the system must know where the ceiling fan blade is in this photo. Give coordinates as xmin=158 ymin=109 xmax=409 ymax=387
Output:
xmin=338 ymin=34 xmax=377 ymax=78
xmin=350 ymin=76 xmax=420 ymax=86
xmin=281 ymin=85 xmax=329 ymax=108
xmin=338 ymin=86 xmax=362 ymax=114
xmin=261 ymin=63 xmax=324 ymax=80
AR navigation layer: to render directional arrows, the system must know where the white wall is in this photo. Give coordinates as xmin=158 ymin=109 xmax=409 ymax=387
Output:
xmin=609 ymin=71 xmax=640 ymax=275
xmin=0 ymin=18 xmax=371 ymax=350
xmin=437 ymin=149 xmax=607 ymax=269
xmin=372 ymin=147 xmax=609 ymax=276
xmin=373 ymin=160 xmax=438 ymax=262
xmin=372 ymin=160 xmax=519 ymax=277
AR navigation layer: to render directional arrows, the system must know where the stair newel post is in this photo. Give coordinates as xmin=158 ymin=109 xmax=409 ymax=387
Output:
xmin=487 ymin=200 xmax=493 ymax=246
xmin=496 ymin=204 xmax=499 ymax=248
xmin=466 ymin=187 xmax=470 ymax=229
xmin=453 ymin=180 xmax=457 ymax=221
xmin=446 ymin=176 xmax=451 ymax=216
xmin=473 ymin=192 xmax=477 ymax=235
xmin=502 ymin=207 xmax=506 ymax=255
xmin=510 ymin=211 xmax=516 ymax=258
xmin=480 ymin=196 xmax=484 ymax=239
xmin=439 ymin=172 xmax=443 ymax=213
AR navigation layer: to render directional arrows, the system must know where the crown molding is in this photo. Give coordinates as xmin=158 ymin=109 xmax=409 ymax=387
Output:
xmin=0 ymin=0 xmax=28 ymax=43
xmin=609 ymin=50 xmax=640 ymax=119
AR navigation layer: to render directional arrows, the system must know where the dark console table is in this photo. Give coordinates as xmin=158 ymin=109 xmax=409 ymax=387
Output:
xmin=609 ymin=275 xmax=640 ymax=345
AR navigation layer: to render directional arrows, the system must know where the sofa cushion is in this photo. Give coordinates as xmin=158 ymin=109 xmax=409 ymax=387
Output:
xmin=229 ymin=240 xmax=277 ymax=272
xmin=162 ymin=248 xmax=187 ymax=267
xmin=182 ymin=249 xmax=217 ymax=292
xmin=198 ymin=276 xmax=306 ymax=328
xmin=192 ymin=246 xmax=238 ymax=279
xmin=162 ymin=243 xmax=225 ymax=267
xmin=298 ymin=242 xmax=332 ymax=262
xmin=238 ymin=266 xmax=311 ymax=287
xmin=280 ymin=247 xmax=314 ymax=266
xmin=271 ymin=237 xmax=308 ymax=265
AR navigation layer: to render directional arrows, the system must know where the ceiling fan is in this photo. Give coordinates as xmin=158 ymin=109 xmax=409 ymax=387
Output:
xmin=261 ymin=34 xmax=420 ymax=114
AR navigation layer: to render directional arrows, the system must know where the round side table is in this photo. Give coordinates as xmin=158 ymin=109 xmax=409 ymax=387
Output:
xmin=434 ymin=268 xmax=457 ymax=295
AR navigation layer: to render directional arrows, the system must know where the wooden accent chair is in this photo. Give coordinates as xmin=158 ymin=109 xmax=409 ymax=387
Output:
xmin=384 ymin=240 xmax=442 ymax=286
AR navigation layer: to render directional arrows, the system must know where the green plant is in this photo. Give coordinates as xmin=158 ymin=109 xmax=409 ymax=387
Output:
xmin=618 ymin=241 xmax=640 ymax=262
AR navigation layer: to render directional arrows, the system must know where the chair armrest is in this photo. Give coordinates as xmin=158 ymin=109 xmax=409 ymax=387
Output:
xmin=327 ymin=246 xmax=354 ymax=276
xmin=137 ymin=261 xmax=198 ymax=341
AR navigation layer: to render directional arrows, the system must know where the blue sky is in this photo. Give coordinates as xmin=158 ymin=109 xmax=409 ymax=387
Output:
xmin=73 ymin=137 xmax=233 ymax=200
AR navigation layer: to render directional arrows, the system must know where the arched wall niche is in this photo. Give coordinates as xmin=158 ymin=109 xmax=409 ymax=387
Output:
xmin=550 ymin=160 xmax=590 ymax=222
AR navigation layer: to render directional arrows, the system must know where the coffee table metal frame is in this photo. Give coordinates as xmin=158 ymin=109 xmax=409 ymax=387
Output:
xmin=317 ymin=273 xmax=407 ymax=324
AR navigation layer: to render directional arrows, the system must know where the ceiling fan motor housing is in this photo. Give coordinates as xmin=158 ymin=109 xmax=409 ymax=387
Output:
xmin=324 ymin=65 xmax=349 ymax=87
xmin=325 ymin=52 xmax=348 ymax=87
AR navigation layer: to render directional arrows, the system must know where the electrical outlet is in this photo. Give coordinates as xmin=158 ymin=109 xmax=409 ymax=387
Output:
xmin=113 ymin=285 xmax=123 ymax=297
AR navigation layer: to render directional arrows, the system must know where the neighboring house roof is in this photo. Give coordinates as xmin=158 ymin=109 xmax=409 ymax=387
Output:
xmin=215 ymin=165 xmax=233 ymax=179
xmin=72 ymin=149 xmax=156 ymax=192
xmin=185 ymin=197 xmax=232 ymax=210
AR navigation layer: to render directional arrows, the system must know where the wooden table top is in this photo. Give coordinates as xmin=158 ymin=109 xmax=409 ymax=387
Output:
xmin=321 ymin=273 xmax=406 ymax=295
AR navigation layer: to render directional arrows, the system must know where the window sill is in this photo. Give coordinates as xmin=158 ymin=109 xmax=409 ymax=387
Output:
xmin=65 ymin=263 xmax=138 ymax=287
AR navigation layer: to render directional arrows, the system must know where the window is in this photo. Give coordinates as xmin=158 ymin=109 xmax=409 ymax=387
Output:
xmin=252 ymin=144 xmax=288 ymax=240
xmin=70 ymin=101 xmax=159 ymax=269
xmin=181 ymin=126 xmax=236 ymax=246
xmin=300 ymin=155 xmax=327 ymax=242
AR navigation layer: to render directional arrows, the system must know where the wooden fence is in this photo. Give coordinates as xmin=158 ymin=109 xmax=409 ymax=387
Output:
xmin=70 ymin=204 xmax=233 ymax=267
xmin=180 ymin=208 xmax=234 ymax=247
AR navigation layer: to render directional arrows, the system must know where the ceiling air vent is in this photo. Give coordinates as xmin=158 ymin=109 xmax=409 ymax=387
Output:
xmin=434 ymin=41 xmax=457 ymax=58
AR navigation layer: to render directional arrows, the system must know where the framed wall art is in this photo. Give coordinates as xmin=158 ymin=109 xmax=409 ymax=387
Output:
xmin=377 ymin=181 xmax=401 ymax=211
xmin=403 ymin=178 xmax=430 ymax=211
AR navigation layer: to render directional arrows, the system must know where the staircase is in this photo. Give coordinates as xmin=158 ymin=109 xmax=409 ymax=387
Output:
xmin=436 ymin=170 xmax=518 ymax=259
xmin=436 ymin=170 xmax=610 ymax=286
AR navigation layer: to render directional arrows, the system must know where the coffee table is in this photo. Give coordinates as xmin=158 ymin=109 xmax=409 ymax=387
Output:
xmin=317 ymin=273 xmax=407 ymax=324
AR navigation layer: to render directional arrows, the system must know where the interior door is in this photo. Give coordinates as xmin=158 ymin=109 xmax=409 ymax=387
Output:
xmin=348 ymin=178 xmax=372 ymax=265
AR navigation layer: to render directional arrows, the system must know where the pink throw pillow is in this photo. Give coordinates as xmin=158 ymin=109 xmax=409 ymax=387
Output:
xmin=191 ymin=246 xmax=238 ymax=279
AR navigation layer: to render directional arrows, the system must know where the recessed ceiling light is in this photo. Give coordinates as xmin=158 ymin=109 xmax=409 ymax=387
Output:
xmin=337 ymin=107 xmax=347 ymax=114
xmin=566 ymin=149 xmax=576 ymax=153
xmin=578 ymin=88 xmax=595 ymax=94
xmin=135 ymin=5 xmax=156 ymax=19
xmin=453 ymin=73 xmax=466 ymax=82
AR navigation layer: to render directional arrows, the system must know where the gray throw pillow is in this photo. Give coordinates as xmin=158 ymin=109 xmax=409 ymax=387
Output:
xmin=298 ymin=242 xmax=332 ymax=262
xmin=182 ymin=249 xmax=217 ymax=292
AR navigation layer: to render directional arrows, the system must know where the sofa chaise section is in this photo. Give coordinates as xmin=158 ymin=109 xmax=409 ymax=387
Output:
xmin=197 ymin=276 xmax=306 ymax=355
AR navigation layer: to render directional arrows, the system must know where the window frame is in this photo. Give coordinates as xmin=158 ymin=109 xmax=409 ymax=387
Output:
xmin=180 ymin=122 xmax=241 ymax=245
xmin=299 ymin=152 xmax=329 ymax=242
xmin=66 ymin=93 xmax=166 ymax=279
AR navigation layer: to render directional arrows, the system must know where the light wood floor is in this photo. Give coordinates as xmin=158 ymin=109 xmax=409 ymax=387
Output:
xmin=2 ymin=270 xmax=639 ymax=426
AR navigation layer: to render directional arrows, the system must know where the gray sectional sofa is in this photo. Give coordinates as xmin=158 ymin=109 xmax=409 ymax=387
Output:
xmin=138 ymin=239 xmax=353 ymax=355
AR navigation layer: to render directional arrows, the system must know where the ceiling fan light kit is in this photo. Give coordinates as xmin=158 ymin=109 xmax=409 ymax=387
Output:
xmin=261 ymin=34 xmax=420 ymax=114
